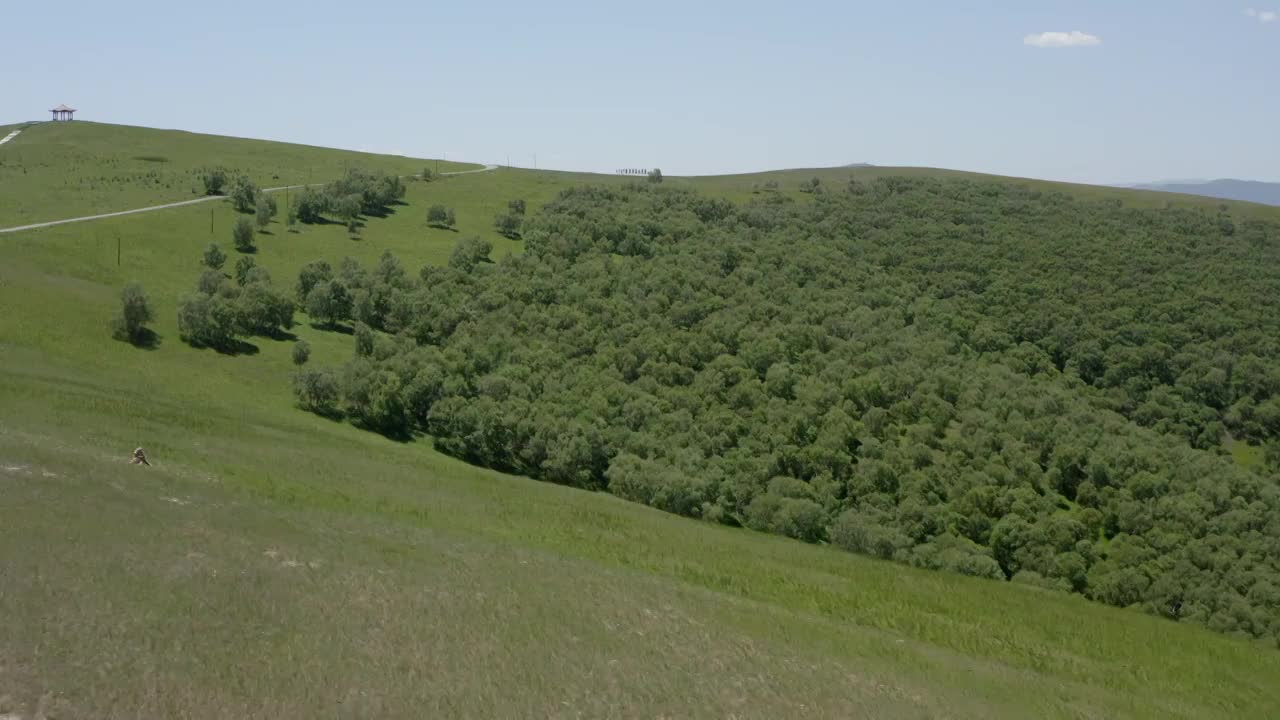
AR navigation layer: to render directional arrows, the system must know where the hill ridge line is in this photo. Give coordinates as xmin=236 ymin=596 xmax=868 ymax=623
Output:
xmin=0 ymin=164 xmax=498 ymax=235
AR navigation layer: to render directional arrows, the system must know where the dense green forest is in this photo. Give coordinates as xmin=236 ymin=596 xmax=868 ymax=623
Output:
xmin=292 ymin=178 xmax=1280 ymax=642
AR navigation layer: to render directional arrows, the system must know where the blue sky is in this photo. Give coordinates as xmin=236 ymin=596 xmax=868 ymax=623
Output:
xmin=2 ymin=1 xmax=1276 ymax=182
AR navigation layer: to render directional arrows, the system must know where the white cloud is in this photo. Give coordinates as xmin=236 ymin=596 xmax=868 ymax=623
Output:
xmin=1024 ymin=31 xmax=1103 ymax=48
xmin=1245 ymin=8 xmax=1278 ymax=22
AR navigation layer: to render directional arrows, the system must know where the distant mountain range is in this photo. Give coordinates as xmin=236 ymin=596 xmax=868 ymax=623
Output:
xmin=1128 ymin=179 xmax=1280 ymax=207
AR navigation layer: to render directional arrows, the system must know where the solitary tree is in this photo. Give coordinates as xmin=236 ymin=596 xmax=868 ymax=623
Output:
xmin=421 ymin=167 xmax=435 ymax=182
xmin=233 ymin=217 xmax=255 ymax=252
xmin=647 ymin=168 xmax=664 ymax=184
xmin=427 ymin=204 xmax=449 ymax=227
xmin=202 ymin=242 xmax=227 ymax=270
xmin=292 ymin=340 xmax=312 ymax=366
xmin=112 ymin=284 xmax=154 ymax=344
xmin=229 ymin=175 xmax=258 ymax=213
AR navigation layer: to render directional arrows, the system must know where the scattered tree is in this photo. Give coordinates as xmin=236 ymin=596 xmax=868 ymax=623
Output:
xmin=493 ymin=212 xmax=522 ymax=239
xmin=202 ymin=242 xmax=227 ymax=270
xmin=111 ymin=284 xmax=154 ymax=345
xmin=296 ymin=260 xmax=333 ymax=302
xmin=233 ymin=217 xmax=255 ymax=252
xmin=293 ymin=368 xmax=342 ymax=417
xmin=235 ymin=256 xmax=257 ymax=286
xmin=176 ymin=293 xmax=239 ymax=350
xmin=229 ymin=175 xmax=258 ymax=213
xmin=292 ymin=340 xmax=312 ymax=366
xmin=255 ymin=193 xmax=275 ymax=230
xmin=305 ymin=279 xmax=353 ymax=328
xmin=237 ymin=281 xmax=294 ymax=337
xmin=202 ymin=167 xmax=228 ymax=195
xmin=448 ymin=237 xmax=492 ymax=272
xmin=294 ymin=187 xmax=330 ymax=224
xmin=647 ymin=168 xmax=663 ymax=184
xmin=508 ymin=198 xmax=526 ymax=215
xmin=427 ymin=204 xmax=451 ymax=228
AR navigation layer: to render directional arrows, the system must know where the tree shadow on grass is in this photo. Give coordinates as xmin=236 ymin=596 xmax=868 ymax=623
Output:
xmin=428 ymin=224 xmax=460 ymax=232
xmin=212 ymin=339 xmax=259 ymax=356
xmin=309 ymin=321 xmax=354 ymax=335
xmin=114 ymin=328 xmax=161 ymax=351
xmin=236 ymin=246 xmax=258 ymax=255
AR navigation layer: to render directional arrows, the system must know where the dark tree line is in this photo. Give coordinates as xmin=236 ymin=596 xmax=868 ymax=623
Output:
xmin=290 ymin=179 xmax=1280 ymax=643
xmin=177 ymin=244 xmax=294 ymax=351
xmin=292 ymin=168 xmax=406 ymax=225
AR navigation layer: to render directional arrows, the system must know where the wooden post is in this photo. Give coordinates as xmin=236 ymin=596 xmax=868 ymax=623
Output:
xmin=117 ymin=236 xmax=121 ymax=266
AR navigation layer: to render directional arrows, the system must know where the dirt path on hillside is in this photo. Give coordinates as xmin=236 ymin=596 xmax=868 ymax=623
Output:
xmin=0 ymin=165 xmax=499 ymax=235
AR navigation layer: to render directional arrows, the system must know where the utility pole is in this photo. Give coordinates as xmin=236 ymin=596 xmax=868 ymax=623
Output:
xmin=210 ymin=206 xmax=214 ymax=235
xmin=117 ymin=235 xmax=121 ymax=267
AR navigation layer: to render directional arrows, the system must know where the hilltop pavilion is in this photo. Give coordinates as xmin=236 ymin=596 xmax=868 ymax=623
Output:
xmin=50 ymin=104 xmax=76 ymax=121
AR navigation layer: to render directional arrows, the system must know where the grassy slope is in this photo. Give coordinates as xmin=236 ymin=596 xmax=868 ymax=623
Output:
xmin=0 ymin=121 xmax=478 ymax=227
xmin=2 ymin=127 xmax=1279 ymax=718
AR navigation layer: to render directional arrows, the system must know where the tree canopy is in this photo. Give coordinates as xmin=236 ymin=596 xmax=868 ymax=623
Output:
xmin=290 ymin=178 xmax=1280 ymax=643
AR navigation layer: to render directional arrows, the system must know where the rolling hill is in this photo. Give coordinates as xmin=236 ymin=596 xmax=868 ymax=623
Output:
xmin=1 ymin=122 xmax=1278 ymax=719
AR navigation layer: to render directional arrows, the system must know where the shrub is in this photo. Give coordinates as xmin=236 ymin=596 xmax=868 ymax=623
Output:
xmin=202 ymin=242 xmax=226 ymax=270
xmin=233 ymin=217 xmax=255 ymax=252
xmin=111 ymin=284 xmax=153 ymax=344
xmin=292 ymin=340 xmax=311 ymax=366
xmin=508 ymin=198 xmax=526 ymax=215
xmin=201 ymin=167 xmax=227 ymax=195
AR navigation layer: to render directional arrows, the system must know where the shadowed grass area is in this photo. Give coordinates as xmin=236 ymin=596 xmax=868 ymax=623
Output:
xmin=1 ymin=124 xmax=1279 ymax=718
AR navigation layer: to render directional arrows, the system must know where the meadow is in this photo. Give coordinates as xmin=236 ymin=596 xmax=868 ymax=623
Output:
xmin=0 ymin=121 xmax=478 ymax=228
xmin=1 ymin=123 xmax=1278 ymax=718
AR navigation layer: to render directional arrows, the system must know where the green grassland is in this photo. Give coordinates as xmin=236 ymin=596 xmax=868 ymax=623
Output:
xmin=0 ymin=121 xmax=478 ymax=227
xmin=2 ymin=124 xmax=1279 ymax=718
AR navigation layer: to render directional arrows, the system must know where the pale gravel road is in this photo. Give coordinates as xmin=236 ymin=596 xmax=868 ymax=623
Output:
xmin=0 ymin=164 xmax=499 ymax=235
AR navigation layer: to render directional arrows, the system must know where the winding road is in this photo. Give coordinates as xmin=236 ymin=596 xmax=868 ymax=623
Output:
xmin=0 ymin=164 xmax=499 ymax=236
